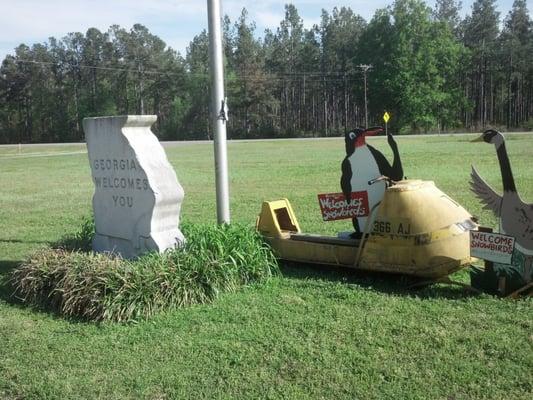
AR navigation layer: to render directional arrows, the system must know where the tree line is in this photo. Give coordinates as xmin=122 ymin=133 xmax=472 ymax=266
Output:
xmin=0 ymin=0 xmax=532 ymax=143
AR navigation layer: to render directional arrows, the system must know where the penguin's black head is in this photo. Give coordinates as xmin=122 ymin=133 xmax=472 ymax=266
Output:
xmin=345 ymin=126 xmax=384 ymax=155
xmin=345 ymin=127 xmax=365 ymax=155
xmin=471 ymin=129 xmax=504 ymax=147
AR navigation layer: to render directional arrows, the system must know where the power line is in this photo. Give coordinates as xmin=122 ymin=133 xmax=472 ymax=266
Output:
xmin=11 ymin=59 xmax=371 ymax=81
xmin=357 ymin=64 xmax=372 ymax=128
xmin=13 ymin=59 xmax=183 ymax=76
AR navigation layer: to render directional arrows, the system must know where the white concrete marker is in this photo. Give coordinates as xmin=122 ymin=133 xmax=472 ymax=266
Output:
xmin=83 ymin=115 xmax=185 ymax=258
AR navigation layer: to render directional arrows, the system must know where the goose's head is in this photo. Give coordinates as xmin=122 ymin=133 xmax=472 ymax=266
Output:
xmin=471 ymin=129 xmax=505 ymax=147
xmin=345 ymin=126 xmax=383 ymax=155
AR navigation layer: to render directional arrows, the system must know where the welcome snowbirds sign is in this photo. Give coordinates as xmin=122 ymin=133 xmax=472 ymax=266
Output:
xmin=470 ymin=231 xmax=515 ymax=264
xmin=318 ymin=191 xmax=369 ymax=221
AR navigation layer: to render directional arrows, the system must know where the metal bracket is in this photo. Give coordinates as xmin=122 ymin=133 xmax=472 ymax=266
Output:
xmin=218 ymin=98 xmax=229 ymax=123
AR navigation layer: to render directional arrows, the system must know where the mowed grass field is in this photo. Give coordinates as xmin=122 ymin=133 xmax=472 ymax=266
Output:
xmin=1 ymin=134 xmax=532 ymax=399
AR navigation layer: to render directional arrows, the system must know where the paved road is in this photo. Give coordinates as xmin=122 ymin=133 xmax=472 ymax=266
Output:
xmin=1 ymin=131 xmax=531 ymax=153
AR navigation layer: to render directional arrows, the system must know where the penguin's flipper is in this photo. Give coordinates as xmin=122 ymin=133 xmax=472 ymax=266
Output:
xmin=387 ymin=135 xmax=404 ymax=181
xmin=340 ymin=158 xmax=352 ymax=203
xmin=367 ymin=144 xmax=393 ymax=177
xmin=367 ymin=144 xmax=404 ymax=181
xmin=387 ymin=132 xmax=398 ymax=148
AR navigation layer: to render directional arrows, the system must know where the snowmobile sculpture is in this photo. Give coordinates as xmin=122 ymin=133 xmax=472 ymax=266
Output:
xmin=257 ymin=127 xmax=477 ymax=279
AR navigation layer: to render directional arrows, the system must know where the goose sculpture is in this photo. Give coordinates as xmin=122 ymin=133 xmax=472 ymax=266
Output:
xmin=470 ymin=129 xmax=533 ymax=280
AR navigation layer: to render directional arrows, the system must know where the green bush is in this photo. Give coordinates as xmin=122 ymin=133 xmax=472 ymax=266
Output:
xmin=11 ymin=222 xmax=278 ymax=322
xmin=55 ymin=215 xmax=95 ymax=251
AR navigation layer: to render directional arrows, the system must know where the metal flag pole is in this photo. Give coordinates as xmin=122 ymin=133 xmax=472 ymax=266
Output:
xmin=207 ymin=0 xmax=230 ymax=224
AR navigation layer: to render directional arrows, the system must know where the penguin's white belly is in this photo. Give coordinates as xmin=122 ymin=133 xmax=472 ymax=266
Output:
xmin=348 ymin=146 xmax=385 ymax=229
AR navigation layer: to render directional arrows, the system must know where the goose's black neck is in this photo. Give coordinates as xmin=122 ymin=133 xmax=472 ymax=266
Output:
xmin=496 ymin=142 xmax=516 ymax=192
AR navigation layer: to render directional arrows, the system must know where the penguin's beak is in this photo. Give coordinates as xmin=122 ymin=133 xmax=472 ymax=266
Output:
xmin=470 ymin=135 xmax=484 ymax=143
xmin=364 ymin=127 xmax=384 ymax=137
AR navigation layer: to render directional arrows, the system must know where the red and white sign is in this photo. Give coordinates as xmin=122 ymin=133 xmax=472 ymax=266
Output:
xmin=470 ymin=231 xmax=515 ymax=264
xmin=318 ymin=191 xmax=370 ymax=221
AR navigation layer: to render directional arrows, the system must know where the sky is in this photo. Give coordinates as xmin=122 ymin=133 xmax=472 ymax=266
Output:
xmin=0 ymin=0 xmax=529 ymax=61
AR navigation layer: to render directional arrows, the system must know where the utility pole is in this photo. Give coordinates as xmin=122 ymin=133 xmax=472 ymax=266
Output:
xmin=358 ymin=64 xmax=372 ymax=128
xmin=343 ymin=72 xmax=348 ymax=133
xmin=207 ymin=0 xmax=230 ymax=224
xmin=139 ymin=63 xmax=144 ymax=115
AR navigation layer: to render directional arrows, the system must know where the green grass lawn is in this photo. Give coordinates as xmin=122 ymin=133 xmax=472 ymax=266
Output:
xmin=1 ymin=134 xmax=532 ymax=399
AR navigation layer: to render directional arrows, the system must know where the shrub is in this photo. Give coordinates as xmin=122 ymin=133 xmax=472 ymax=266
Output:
xmin=524 ymin=118 xmax=533 ymax=131
xmin=11 ymin=222 xmax=278 ymax=322
xmin=55 ymin=216 xmax=95 ymax=251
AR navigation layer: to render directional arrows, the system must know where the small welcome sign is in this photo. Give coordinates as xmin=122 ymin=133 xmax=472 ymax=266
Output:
xmin=318 ymin=191 xmax=369 ymax=221
xmin=470 ymin=230 xmax=515 ymax=264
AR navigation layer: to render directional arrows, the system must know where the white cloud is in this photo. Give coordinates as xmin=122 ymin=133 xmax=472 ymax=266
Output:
xmin=302 ymin=17 xmax=321 ymax=30
xmin=254 ymin=10 xmax=285 ymax=28
xmin=1 ymin=1 xmax=528 ymax=61
xmin=0 ymin=0 xmax=207 ymax=57
xmin=0 ymin=1 xmax=385 ymax=59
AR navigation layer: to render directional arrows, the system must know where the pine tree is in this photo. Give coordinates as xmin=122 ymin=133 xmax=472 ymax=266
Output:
xmin=500 ymin=0 xmax=532 ymax=127
xmin=462 ymin=0 xmax=500 ymax=127
xmin=231 ymin=9 xmax=275 ymax=137
xmin=433 ymin=0 xmax=463 ymax=31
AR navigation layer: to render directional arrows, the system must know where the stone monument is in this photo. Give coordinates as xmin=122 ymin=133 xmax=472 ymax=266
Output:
xmin=83 ymin=115 xmax=185 ymax=258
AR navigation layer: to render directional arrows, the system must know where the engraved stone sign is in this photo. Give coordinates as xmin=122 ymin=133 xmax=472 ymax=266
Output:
xmin=83 ymin=115 xmax=185 ymax=258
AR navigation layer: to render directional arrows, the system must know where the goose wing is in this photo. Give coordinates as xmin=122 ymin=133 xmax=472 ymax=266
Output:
xmin=470 ymin=166 xmax=502 ymax=216
xmin=508 ymin=202 xmax=533 ymax=253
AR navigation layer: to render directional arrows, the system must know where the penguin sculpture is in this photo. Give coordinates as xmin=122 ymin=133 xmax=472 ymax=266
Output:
xmin=340 ymin=126 xmax=404 ymax=237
